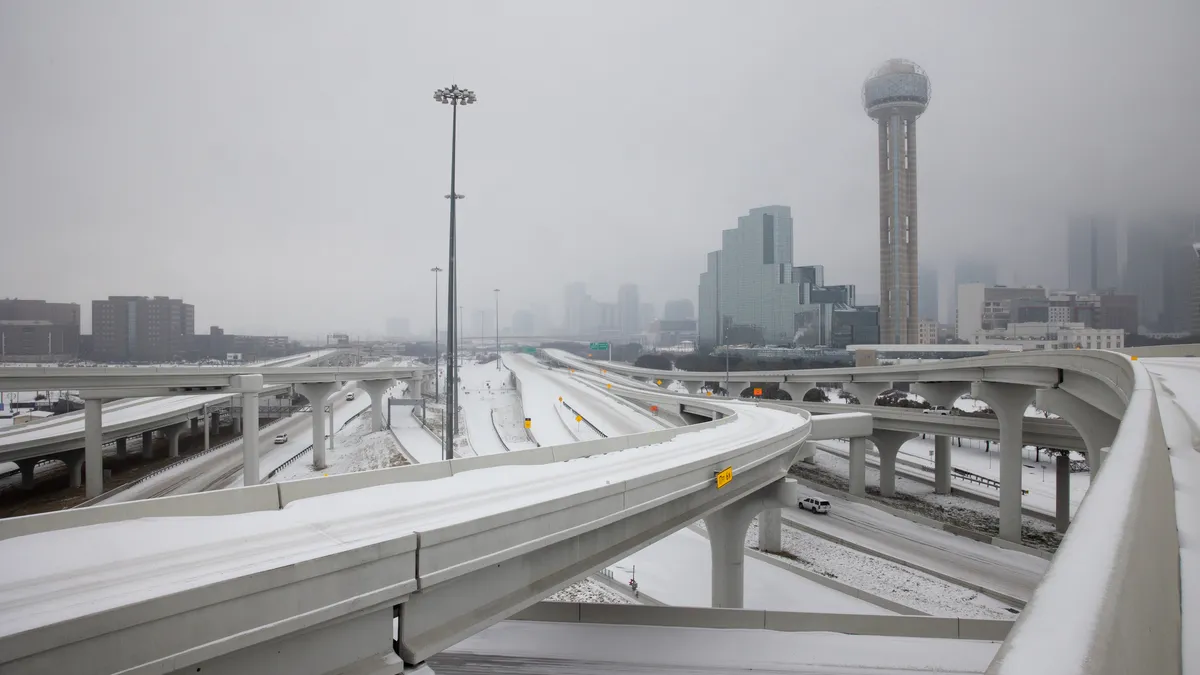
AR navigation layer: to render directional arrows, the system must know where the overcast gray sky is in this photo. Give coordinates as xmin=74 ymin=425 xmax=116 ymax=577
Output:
xmin=2 ymin=0 xmax=1198 ymax=338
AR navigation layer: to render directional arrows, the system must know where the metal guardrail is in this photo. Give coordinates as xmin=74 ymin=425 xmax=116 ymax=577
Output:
xmin=264 ymin=406 xmax=372 ymax=481
xmin=559 ymin=400 xmax=608 ymax=438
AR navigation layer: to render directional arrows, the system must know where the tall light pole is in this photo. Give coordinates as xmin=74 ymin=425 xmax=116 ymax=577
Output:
xmin=494 ymin=288 xmax=501 ymax=370
xmin=431 ymin=266 xmax=442 ymax=403
xmin=434 ymin=84 xmax=476 ymax=461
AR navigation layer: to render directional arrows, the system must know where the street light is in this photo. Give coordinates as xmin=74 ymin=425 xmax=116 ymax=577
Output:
xmin=494 ymin=288 xmax=501 ymax=370
xmin=434 ymin=84 xmax=476 ymax=461
xmin=431 ymin=266 xmax=443 ymax=403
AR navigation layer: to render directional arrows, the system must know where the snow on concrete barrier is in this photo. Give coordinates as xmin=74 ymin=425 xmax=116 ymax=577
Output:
xmin=986 ymin=360 xmax=1181 ymax=675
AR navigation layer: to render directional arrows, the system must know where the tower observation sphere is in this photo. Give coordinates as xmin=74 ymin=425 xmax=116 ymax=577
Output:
xmin=863 ymin=58 xmax=931 ymax=345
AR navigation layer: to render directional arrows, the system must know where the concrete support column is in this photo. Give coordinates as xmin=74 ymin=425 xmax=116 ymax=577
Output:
xmin=779 ymin=382 xmax=817 ymax=402
xmin=361 ymin=380 xmax=394 ymax=433
xmin=83 ymin=397 xmax=104 ymax=498
xmin=973 ymin=381 xmax=1036 ymax=543
xmin=297 ymin=382 xmax=337 ymax=471
xmin=911 ymin=382 xmax=971 ymax=410
xmin=682 ymin=381 xmax=701 ymax=395
xmin=233 ymin=414 xmax=242 ymax=435
xmin=190 ymin=417 xmax=199 ymax=434
xmin=934 ymin=435 xmax=952 ymax=494
xmin=141 ymin=430 xmax=154 ymax=459
xmin=115 ymin=437 xmax=128 ymax=459
xmin=798 ymin=440 xmax=817 ymax=465
xmin=757 ymin=508 xmax=782 ymax=554
xmin=406 ymin=377 xmax=423 ymax=399
xmin=16 ymin=459 xmax=37 ymax=490
xmin=65 ymin=450 xmax=84 ymax=489
xmin=703 ymin=479 xmax=793 ymax=608
xmin=869 ymin=429 xmax=916 ymax=497
xmin=1056 ymin=452 xmax=1070 ymax=533
xmin=242 ymin=392 xmax=260 ymax=485
xmin=166 ymin=422 xmax=188 ymax=459
xmin=844 ymin=381 xmax=892 ymax=406
xmin=1035 ymin=387 xmax=1120 ymax=476
xmin=848 ymin=436 xmax=867 ymax=496
xmin=203 ymin=410 xmax=211 ymax=452
xmin=210 ymin=410 xmax=222 ymax=434
xmin=726 ymin=381 xmax=751 ymax=399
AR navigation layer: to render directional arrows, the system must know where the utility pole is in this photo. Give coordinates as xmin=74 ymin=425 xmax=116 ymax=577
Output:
xmin=494 ymin=288 xmax=501 ymax=370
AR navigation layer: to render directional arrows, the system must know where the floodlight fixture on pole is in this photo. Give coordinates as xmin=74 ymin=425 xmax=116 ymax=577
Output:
xmin=434 ymin=83 xmax=476 ymax=461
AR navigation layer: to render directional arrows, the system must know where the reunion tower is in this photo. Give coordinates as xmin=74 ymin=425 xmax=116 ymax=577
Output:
xmin=863 ymin=59 xmax=931 ymax=345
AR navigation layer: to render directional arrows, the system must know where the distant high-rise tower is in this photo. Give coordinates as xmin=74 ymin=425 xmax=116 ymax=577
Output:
xmin=1067 ymin=215 xmax=1119 ymax=293
xmin=863 ymin=59 xmax=931 ymax=344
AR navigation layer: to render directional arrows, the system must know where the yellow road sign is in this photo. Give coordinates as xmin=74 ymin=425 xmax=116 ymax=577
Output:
xmin=524 ymin=418 xmax=531 ymax=429
xmin=715 ymin=466 xmax=733 ymax=489
xmin=606 ymin=383 xmax=612 ymax=389
xmin=656 ymin=379 xmax=663 ymax=385
xmin=558 ymin=396 xmax=563 ymax=402
xmin=753 ymin=387 xmax=763 ymax=397
xmin=575 ymin=414 xmax=582 ymax=423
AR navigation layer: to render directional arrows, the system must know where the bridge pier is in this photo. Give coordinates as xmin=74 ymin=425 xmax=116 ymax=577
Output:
xmin=869 ymin=429 xmax=916 ymax=497
xmin=83 ymin=396 xmax=103 ymax=498
xmin=779 ymin=381 xmax=817 ymax=401
xmin=757 ymin=507 xmax=783 ymax=554
xmin=726 ymin=381 xmax=750 ymax=398
xmin=848 ymin=436 xmax=867 ymax=496
xmin=934 ymin=435 xmax=952 ymax=494
xmin=211 ymin=410 xmax=222 ymax=436
xmin=16 ymin=458 xmax=37 ymax=489
xmin=1034 ymin=387 xmax=1120 ymax=532
xmin=115 ymin=437 xmax=127 ymax=459
xmin=64 ymin=449 xmax=84 ymax=489
xmin=972 ymin=381 xmax=1036 ymax=543
xmin=682 ymin=381 xmax=701 ymax=395
xmin=844 ymin=381 xmax=892 ymax=406
xmin=166 ymin=422 xmax=188 ymax=458
xmin=703 ymin=479 xmax=793 ymax=608
xmin=361 ymin=379 xmax=395 ymax=433
xmin=234 ymin=375 xmax=264 ymax=486
xmin=297 ymin=382 xmax=338 ymax=471
xmin=141 ymin=430 xmax=154 ymax=459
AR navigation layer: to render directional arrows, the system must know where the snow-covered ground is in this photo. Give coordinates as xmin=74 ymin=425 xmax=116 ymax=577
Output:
xmin=609 ymin=524 xmax=892 ymax=614
xmin=441 ymin=621 xmax=1002 ymax=673
xmin=546 ymin=578 xmax=633 ymax=604
xmin=267 ymin=409 xmax=408 ymax=482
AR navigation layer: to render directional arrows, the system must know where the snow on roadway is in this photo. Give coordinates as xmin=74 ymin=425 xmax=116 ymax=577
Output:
xmin=773 ymin=487 xmax=1047 ymax=607
xmin=457 ymin=360 xmax=522 ymax=455
xmin=609 ymin=527 xmax=890 ymax=614
xmin=502 ymin=354 xmax=578 ymax=446
xmin=441 ymin=621 xmax=1001 ymax=674
xmin=0 ymin=392 xmax=809 ymax=636
xmin=390 ymin=404 xmax=443 ymax=464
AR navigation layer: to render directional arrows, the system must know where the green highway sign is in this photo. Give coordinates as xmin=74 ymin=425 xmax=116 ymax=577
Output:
xmin=590 ymin=342 xmax=610 ymax=350
xmin=522 ymin=346 xmax=537 ymax=354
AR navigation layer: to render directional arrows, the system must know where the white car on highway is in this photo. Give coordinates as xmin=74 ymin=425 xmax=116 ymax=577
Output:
xmin=274 ymin=433 xmax=288 ymax=444
xmin=799 ymin=497 xmax=831 ymax=514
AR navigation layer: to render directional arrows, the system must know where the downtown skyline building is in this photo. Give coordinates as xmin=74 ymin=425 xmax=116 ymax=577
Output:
xmin=1067 ymin=215 xmax=1119 ymax=294
xmin=863 ymin=59 xmax=931 ymax=344
xmin=698 ymin=205 xmax=871 ymax=349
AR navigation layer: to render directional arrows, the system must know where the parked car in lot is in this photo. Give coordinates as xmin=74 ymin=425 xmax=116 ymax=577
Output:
xmin=274 ymin=433 xmax=288 ymax=444
xmin=799 ymin=497 xmax=831 ymax=514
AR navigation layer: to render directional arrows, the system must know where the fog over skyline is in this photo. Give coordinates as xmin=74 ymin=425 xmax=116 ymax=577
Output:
xmin=2 ymin=0 xmax=1198 ymax=338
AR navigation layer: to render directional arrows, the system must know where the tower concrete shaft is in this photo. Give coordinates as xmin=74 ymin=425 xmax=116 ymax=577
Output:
xmin=877 ymin=113 xmax=919 ymax=344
